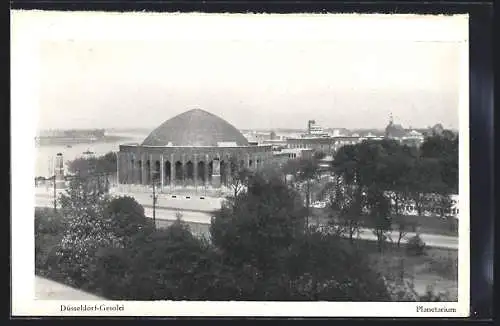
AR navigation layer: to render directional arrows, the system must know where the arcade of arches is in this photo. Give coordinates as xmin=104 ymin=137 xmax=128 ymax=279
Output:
xmin=117 ymin=148 xmax=272 ymax=188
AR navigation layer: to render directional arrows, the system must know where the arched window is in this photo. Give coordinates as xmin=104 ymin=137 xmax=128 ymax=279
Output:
xmin=186 ymin=161 xmax=194 ymax=184
xmin=145 ymin=160 xmax=151 ymax=185
xmin=208 ymin=161 xmax=213 ymax=183
xmin=154 ymin=161 xmax=161 ymax=182
xmin=220 ymin=160 xmax=227 ymax=185
xmin=137 ymin=160 xmax=142 ymax=184
xmin=198 ymin=161 xmax=206 ymax=183
xmin=175 ymin=161 xmax=183 ymax=182
xmin=129 ymin=159 xmax=135 ymax=184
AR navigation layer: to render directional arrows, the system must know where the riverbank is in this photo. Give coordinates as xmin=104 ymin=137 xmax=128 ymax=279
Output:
xmin=35 ymin=132 xmax=146 ymax=177
xmin=35 ymin=135 xmax=134 ymax=147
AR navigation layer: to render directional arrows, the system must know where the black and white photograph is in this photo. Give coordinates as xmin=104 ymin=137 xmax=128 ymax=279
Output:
xmin=11 ymin=11 xmax=469 ymax=317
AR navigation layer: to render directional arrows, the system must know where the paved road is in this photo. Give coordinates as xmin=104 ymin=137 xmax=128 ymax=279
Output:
xmin=36 ymin=189 xmax=223 ymax=213
xmin=142 ymin=208 xmax=458 ymax=250
xmin=35 ymin=194 xmax=458 ymax=250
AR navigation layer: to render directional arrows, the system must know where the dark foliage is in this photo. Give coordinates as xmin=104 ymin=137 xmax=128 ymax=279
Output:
xmin=67 ymin=151 xmax=117 ymax=177
xmin=406 ymin=235 xmax=427 ymax=257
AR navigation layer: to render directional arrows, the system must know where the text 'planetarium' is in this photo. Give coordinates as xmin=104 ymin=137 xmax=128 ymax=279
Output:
xmin=117 ymin=109 xmax=273 ymax=189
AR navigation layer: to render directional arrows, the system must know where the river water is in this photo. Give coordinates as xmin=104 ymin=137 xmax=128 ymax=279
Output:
xmin=35 ymin=132 xmax=147 ymax=178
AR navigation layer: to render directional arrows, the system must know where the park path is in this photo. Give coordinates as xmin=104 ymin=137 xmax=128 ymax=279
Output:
xmin=35 ymin=276 xmax=104 ymax=300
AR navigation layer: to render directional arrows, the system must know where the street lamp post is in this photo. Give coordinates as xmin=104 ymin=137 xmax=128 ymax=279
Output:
xmin=151 ymin=171 xmax=160 ymax=228
xmin=51 ymin=175 xmax=57 ymax=213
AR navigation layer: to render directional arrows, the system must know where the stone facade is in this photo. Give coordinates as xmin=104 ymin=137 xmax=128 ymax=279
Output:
xmin=117 ymin=144 xmax=273 ymax=188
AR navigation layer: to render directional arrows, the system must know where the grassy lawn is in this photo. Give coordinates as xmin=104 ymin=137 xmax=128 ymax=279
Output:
xmin=353 ymin=238 xmax=458 ymax=300
xmin=311 ymin=208 xmax=458 ymax=237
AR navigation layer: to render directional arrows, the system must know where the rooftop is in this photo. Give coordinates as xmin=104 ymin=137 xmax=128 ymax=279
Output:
xmin=141 ymin=109 xmax=249 ymax=147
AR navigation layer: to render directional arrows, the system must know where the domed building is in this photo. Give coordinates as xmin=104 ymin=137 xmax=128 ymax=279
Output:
xmin=117 ymin=109 xmax=272 ymax=189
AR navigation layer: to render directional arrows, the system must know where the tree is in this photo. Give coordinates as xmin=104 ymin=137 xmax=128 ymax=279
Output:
xmin=227 ymin=155 xmax=253 ymax=198
xmin=366 ymin=188 xmax=392 ymax=253
xmin=313 ymin=151 xmax=326 ymax=160
xmin=326 ymin=183 xmax=364 ymax=243
xmin=332 ymin=144 xmax=359 ymax=186
xmin=378 ymin=143 xmax=416 ymax=248
xmin=292 ymin=157 xmax=322 ymax=228
xmin=67 ymin=151 xmax=117 ymax=178
xmin=438 ymin=194 xmax=453 ymax=219
xmin=210 ymin=174 xmax=306 ymax=273
xmin=54 ymin=176 xmax=122 ymax=288
xmin=117 ymin=219 xmax=224 ymax=300
xmin=393 ymin=215 xmax=409 ymax=248
xmin=102 ymin=196 xmax=155 ymax=245
xmin=35 ymin=208 xmax=67 ymax=276
xmin=58 ymin=175 xmax=110 ymax=222
xmin=285 ymin=230 xmax=391 ymax=301
xmin=55 ymin=208 xmax=124 ymax=288
xmin=210 ymin=173 xmax=393 ymax=301
xmin=420 ymin=131 xmax=458 ymax=194
xmin=406 ymin=157 xmax=443 ymax=216
xmin=91 ymin=246 xmax=133 ymax=299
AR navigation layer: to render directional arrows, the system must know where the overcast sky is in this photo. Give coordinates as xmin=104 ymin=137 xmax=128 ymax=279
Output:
xmin=32 ymin=13 xmax=467 ymax=131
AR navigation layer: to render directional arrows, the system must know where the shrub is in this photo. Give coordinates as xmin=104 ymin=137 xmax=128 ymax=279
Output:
xmin=385 ymin=278 xmax=420 ymax=302
xmin=427 ymin=253 xmax=458 ymax=280
xmin=35 ymin=208 xmax=67 ymax=236
xmin=102 ymin=196 xmax=155 ymax=243
xmin=285 ymin=232 xmax=392 ymax=301
xmin=121 ymin=220 xmax=220 ymax=300
xmin=35 ymin=209 xmax=67 ymax=275
xmin=90 ymin=247 xmax=133 ymax=299
xmin=56 ymin=209 xmax=124 ymax=288
xmin=406 ymin=235 xmax=427 ymax=256
xmin=418 ymin=285 xmax=453 ymax=302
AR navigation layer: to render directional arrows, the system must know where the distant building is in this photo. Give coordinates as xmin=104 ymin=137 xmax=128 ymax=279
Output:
xmin=385 ymin=114 xmax=407 ymax=139
xmin=327 ymin=128 xmax=351 ymax=137
xmin=306 ymin=120 xmax=329 ymax=137
xmin=360 ymin=132 xmax=384 ymax=141
xmin=286 ymin=136 xmax=361 ymax=154
xmin=279 ymin=119 xmax=365 ymax=155
xmin=401 ymin=130 xmax=425 ymax=146
xmin=242 ymin=131 xmax=273 ymax=144
xmin=261 ymin=139 xmax=288 ymax=152
xmin=272 ymin=148 xmax=314 ymax=166
xmin=384 ymin=114 xmax=425 ymax=147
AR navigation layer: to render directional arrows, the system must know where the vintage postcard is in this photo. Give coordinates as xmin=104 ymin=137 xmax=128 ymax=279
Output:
xmin=11 ymin=11 xmax=469 ymax=317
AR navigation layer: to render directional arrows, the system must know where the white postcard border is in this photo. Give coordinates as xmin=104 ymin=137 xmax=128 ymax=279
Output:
xmin=11 ymin=11 xmax=470 ymax=317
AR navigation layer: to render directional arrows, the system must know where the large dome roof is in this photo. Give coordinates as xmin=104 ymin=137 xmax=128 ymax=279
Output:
xmin=142 ymin=109 xmax=249 ymax=147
